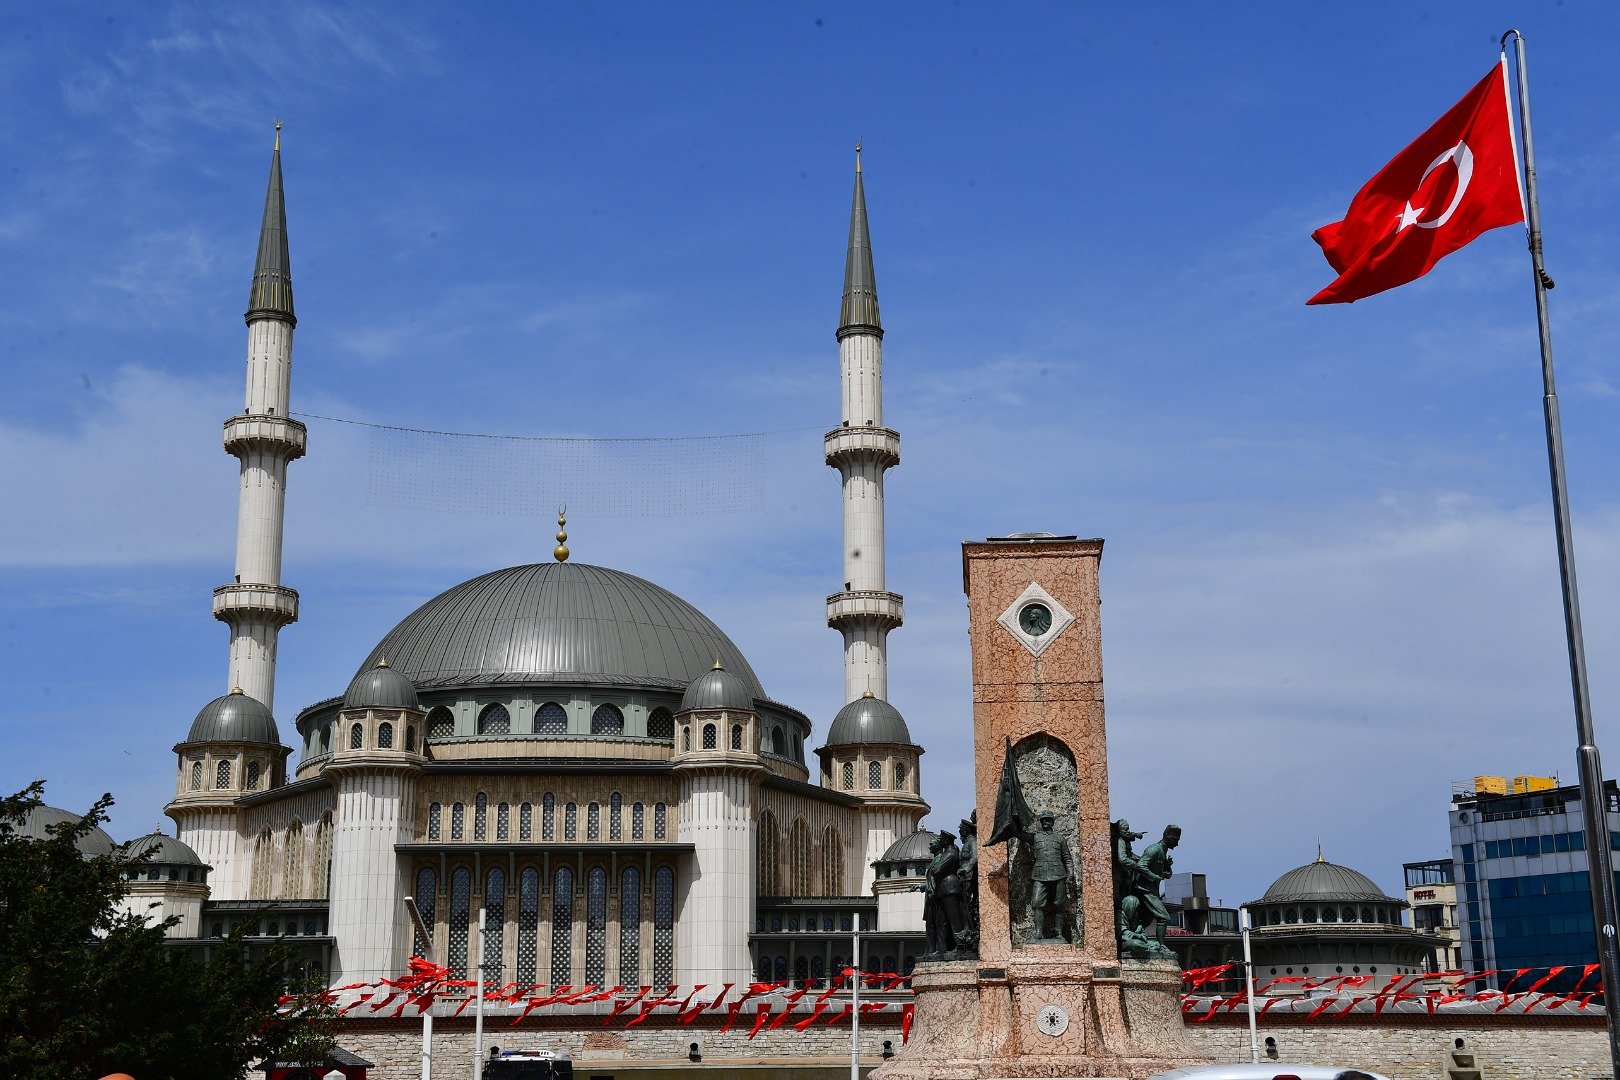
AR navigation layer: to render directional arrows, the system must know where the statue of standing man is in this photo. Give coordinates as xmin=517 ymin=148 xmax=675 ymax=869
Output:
xmin=986 ymin=737 xmax=1076 ymax=945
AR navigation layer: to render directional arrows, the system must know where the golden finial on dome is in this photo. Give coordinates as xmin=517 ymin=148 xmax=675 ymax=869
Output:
xmin=1316 ymin=840 xmax=1324 ymax=863
xmin=554 ymin=506 xmax=570 ymax=562
xmin=377 ymin=655 xmax=390 ymax=669
xmin=712 ymin=658 xmax=725 ymax=671
xmin=274 ymin=118 xmax=282 ymax=152
xmin=230 ymin=686 xmax=245 ymax=696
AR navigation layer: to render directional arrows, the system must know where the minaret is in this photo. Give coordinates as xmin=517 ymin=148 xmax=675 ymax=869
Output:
xmin=213 ymin=122 xmax=305 ymax=713
xmin=826 ymin=146 xmax=903 ymax=703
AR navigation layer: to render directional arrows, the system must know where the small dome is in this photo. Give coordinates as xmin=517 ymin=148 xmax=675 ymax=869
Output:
xmin=824 ymin=692 xmax=912 ymax=748
xmin=344 ymin=659 xmax=422 ymax=711
xmin=12 ymin=804 xmax=117 ymax=858
xmin=680 ymin=662 xmax=754 ymax=712
xmin=878 ymin=829 xmax=938 ymax=864
xmin=186 ymin=689 xmax=280 ymax=745
xmin=122 ymin=830 xmax=205 ymax=867
xmin=1258 ymin=858 xmax=1395 ymax=904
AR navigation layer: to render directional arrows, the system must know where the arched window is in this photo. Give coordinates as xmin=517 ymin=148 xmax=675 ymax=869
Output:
xmin=701 ymin=723 xmax=717 ymax=750
xmin=620 ymin=866 xmax=642 ymax=985
xmin=451 ymin=802 xmax=465 ymax=841
xmin=653 ymin=803 xmax=667 ymax=840
xmin=427 ymin=803 xmax=442 ymax=841
xmin=413 ymin=867 xmax=436 ymax=956
xmin=405 ymin=726 xmax=417 ymax=752
xmin=610 ymin=793 xmax=623 ymax=841
xmin=496 ymin=802 xmax=510 ymax=840
xmin=821 ymin=826 xmax=844 ymax=897
xmin=281 ymin=820 xmax=305 ymax=897
xmin=682 ymin=728 xmax=691 ymax=751
xmin=586 ymin=866 xmax=607 ymax=986
xmin=772 ymin=727 xmax=786 ymax=756
xmin=632 ymin=802 xmax=645 ymax=840
xmin=485 ymin=867 xmax=506 ymax=982
xmin=730 ymin=723 xmax=744 ymax=750
xmin=215 ymin=760 xmax=232 ymax=789
xmin=448 ymin=866 xmax=471 ymax=977
xmin=245 ymin=761 xmax=261 ymax=791
xmin=517 ymin=867 xmax=540 ymax=984
xmin=565 ymin=802 xmax=578 ymax=840
xmin=551 ymin=866 xmax=574 ymax=985
xmin=542 ymin=794 xmax=555 ymax=841
xmin=795 ymin=955 xmax=809 ymax=981
xmin=536 ymin=702 xmax=567 ymax=734
xmin=841 ymin=762 xmax=855 ymax=791
xmin=378 ymin=722 xmax=394 ymax=749
xmin=478 ymin=703 xmax=510 ymax=736
xmin=868 ymin=761 xmax=882 ymax=789
xmin=774 ymin=955 xmax=788 ymax=981
xmin=758 ymin=810 xmax=781 ymax=895
xmin=587 ymin=802 xmax=601 ymax=841
xmin=191 ymin=761 xmax=203 ymax=791
xmin=894 ymin=762 xmax=908 ymax=790
xmin=788 ymin=818 xmax=812 ymax=897
xmin=313 ymin=813 xmax=334 ymax=898
xmin=519 ymin=802 xmax=532 ymax=841
xmin=647 ymin=707 xmax=674 ymax=740
xmin=350 ymin=723 xmax=364 ymax=749
xmin=653 ymin=866 xmax=675 ymax=986
xmin=426 ymin=707 xmax=454 ymax=739
xmin=474 ymin=793 xmax=488 ymax=840
xmin=321 ymin=722 xmax=333 ymax=754
xmin=591 ymin=703 xmax=624 ymax=736
xmin=811 ymin=954 xmax=826 ymax=985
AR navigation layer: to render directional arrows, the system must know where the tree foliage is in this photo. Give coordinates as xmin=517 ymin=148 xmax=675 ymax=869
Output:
xmin=0 ymin=782 xmax=335 ymax=1080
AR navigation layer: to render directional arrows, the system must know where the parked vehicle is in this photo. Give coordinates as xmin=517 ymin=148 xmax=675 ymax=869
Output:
xmin=481 ymin=1048 xmax=573 ymax=1080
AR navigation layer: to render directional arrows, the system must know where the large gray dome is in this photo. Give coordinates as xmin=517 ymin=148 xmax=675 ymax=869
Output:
xmin=1259 ymin=858 xmax=1394 ymax=903
xmin=358 ymin=563 xmax=765 ymax=696
xmin=824 ymin=692 xmax=912 ymax=748
xmin=187 ymin=690 xmax=280 ymax=745
xmin=12 ymin=805 xmax=117 ymax=857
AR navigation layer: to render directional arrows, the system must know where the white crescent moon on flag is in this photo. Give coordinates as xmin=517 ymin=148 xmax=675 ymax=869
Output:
xmin=1398 ymin=140 xmax=1474 ymax=232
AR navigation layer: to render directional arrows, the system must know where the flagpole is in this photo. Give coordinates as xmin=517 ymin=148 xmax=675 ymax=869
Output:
xmin=1502 ymin=29 xmax=1620 ymax=1079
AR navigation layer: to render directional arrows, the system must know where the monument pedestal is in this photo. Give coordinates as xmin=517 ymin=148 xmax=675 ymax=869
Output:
xmin=873 ymin=956 xmax=1203 ymax=1079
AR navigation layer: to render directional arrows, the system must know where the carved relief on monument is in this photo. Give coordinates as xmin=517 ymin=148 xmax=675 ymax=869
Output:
xmin=1004 ymin=733 xmax=1081 ymax=948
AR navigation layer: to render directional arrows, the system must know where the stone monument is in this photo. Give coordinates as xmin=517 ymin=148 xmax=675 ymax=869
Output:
xmin=874 ymin=533 xmax=1204 ymax=1079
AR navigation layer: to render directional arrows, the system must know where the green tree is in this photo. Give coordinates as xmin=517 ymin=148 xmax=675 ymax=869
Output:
xmin=0 ymin=782 xmax=336 ymax=1080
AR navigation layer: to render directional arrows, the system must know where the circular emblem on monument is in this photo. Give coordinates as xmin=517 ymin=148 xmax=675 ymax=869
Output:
xmin=1036 ymin=1003 xmax=1069 ymax=1037
xmin=1019 ymin=602 xmax=1053 ymax=637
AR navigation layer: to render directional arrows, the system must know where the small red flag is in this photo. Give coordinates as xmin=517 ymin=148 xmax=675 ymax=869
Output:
xmin=1308 ymin=60 xmax=1523 ymax=305
xmin=900 ymin=1003 xmax=914 ymax=1043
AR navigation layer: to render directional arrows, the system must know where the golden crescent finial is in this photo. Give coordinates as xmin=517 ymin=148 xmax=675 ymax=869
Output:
xmin=554 ymin=506 xmax=570 ymax=562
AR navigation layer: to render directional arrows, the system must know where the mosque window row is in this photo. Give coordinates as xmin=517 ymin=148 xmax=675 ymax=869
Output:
xmin=423 ymin=861 xmax=676 ymax=987
xmin=756 ymin=811 xmax=846 ymax=897
xmin=752 ymin=950 xmax=913 ymax=987
xmin=420 ymin=702 xmax=677 ymax=740
xmin=831 ymin=752 xmax=916 ymax=795
xmin=756 ymin=911 xmax=873 ymax=934
xmin=246 ymin=813 xmax=334 ymax=901
xmin=183 ymin=750 xmax=281 ymax=796
xmin=427 ymin=795 xmax=670 ymax=843
xmin=1259 ymin=904 xmax=1403 ymax=926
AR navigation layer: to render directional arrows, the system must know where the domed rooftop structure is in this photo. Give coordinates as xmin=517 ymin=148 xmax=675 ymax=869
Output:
xmin=878 ymin=828 xmax=937 ymax=864
xmin=357 ymin=563 xmax=765 ymax=696
xmin=680 ymin=661 xmax=754 ymax=712
xmin=122 ymin=830 xmax=205 ymax=867
xmin=186 ymin=689 xmax=280 ymax=746
xmin=824 ymin=690 xmax=912 ymax=748
xmin=344 ymin=658 xmax=421 ymax=711
xmin=12 ymin=804 xmax=117 ymax=857
xmin=1258 ymin=857 xmax=1395 ymax=904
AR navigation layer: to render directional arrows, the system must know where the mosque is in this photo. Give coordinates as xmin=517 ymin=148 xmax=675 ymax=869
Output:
xmin=123 ymin=135 xmax=935 ymax=990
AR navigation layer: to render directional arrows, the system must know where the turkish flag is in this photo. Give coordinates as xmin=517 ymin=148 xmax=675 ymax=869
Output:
xmin=1308 ymin=60 xmax=1523 ymax=305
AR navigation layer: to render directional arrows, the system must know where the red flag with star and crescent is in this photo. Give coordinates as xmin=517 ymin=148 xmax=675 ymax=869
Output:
xmin=1308 ymin=59 xmax=1524 ymax=305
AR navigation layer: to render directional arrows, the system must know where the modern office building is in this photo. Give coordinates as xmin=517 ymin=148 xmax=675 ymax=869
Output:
xmin=1450 ymin=775 xmax=1620 ymax=991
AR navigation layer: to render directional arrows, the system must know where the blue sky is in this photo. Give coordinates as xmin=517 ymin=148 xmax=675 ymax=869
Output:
xmin=6 ymin=2 xmax=1620 ymax=909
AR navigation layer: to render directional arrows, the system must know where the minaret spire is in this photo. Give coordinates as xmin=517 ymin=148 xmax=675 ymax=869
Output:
xmin=826 ymin=147 xmax=903 ymax=703
xmin=213 ymin=124 xmax=307 ymax=713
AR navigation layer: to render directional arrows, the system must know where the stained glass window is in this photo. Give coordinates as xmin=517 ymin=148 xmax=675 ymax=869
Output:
xmin=215 ymin=760 xmax=231 ymax=789
xmin=474 ymin=793 xmax=488 ymax=841
xmin=414 ymin=867 xmax=436 ymax=956
xmin=542 ymin=794 xmax=555 ymax=841
xmin=517 ymin=867 xmax=540 ymax=984
xmin=485 ymin=867 xmax=506 ymax=981
xmin=632 ymin=802 xmax=645 ymax=840
xmin=591 ymin=703 xmax=624 ymax=736
xmin=587 ymin=803 xmax=600 ymax=841
xmin=586 ymin=866 xmax=607 ymax=986
xmin=609 ymin=793 xmax=623 ymax=841
xmin=653 ymin=866 xmax=675 ymax=986
xmin=647 ymin=708 xmax=674 ymax=740
xmin=536 ymin=702 xmax=567 ymax=734
xmin=245 ymin=761 xmax=262 ymax=791
xmin=496 ymin=802 xmax=510 ymax=841
xmin=427 ymin=803 xmax=442 ymax=841
xmin=478 ymin=704 xmax=510 ymax=736
xmin=654 ymin=803 xmax=667 ymax=841
xmin=551 ymin=866 xmax=574 ymax=985
xmin=565 ymin=802 xmax=577 ymax=840
xmin=350 ymin=723 xmax=364 ymax=749
xmin=620 ymin=866 xmax=641 ymax=985
xmin=449 ymin=867 xmax=471 ymax=978
xmin=451 ymin=802 xmax=465 ymax=841
xmin=378 ymin=722 xmax=394 ymax=749
xmin=427 ymin=707 xmax=454 ymax=739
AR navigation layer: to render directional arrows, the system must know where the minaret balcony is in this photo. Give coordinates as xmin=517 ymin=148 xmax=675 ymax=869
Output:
xmin=826 ymin=590 xmax=904 ymax=629
xmin=823 ymin=426 xmax=900 ymax=468
xmin=222 ymin=414 xmax=307 ymax=460
xmin=213 ymin=583 xmax=300 ymax=627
